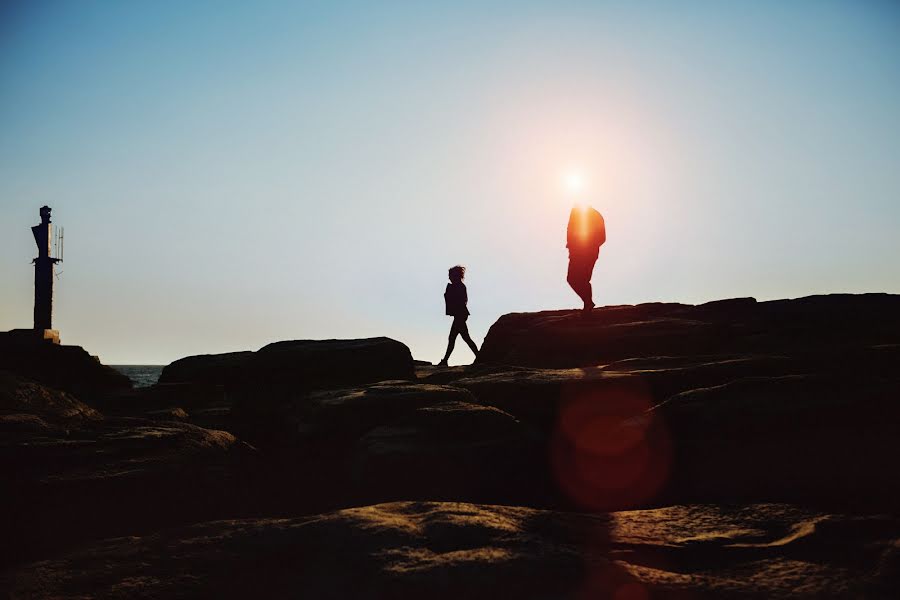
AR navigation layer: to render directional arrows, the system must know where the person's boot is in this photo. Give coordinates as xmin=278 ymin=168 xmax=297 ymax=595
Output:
xmin=437 ymin=359 xmax=449 ymax=367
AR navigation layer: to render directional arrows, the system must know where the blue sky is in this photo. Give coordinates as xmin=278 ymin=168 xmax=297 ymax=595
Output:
xmin=2 ymin=1 xmax=899 ymax=364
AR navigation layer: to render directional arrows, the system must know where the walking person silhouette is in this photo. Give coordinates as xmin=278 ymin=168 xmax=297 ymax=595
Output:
xmin=437 ymin=265 xmax=479 ymax=366
xmin=567 ymin=204 xmax=606 ymax=311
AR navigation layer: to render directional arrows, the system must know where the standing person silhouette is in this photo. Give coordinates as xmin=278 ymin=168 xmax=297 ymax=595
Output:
xmin=566 ymin=204 xmax=606 ymax=311
xmin=437 ymin=265 xmax=479 ymax=367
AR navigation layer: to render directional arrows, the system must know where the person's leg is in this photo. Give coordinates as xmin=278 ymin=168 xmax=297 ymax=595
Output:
xmin=457 ymin=316 xmax=479 ymax=357
xmin=439 ymin=317 xmax=462 ymax=366
xmin=567 ymin=253 xmax=593 ymax=309
xmin=582 ymin=281 xmax=593 ymax=308
xmin=567 ymin=256 xmax=585 ymax=300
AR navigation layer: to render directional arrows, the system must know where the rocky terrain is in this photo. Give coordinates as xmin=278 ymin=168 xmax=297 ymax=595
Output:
xmin=6 ymin=502 xmax=899 ymax=599
xmin=2 ymin=293 xmax=899 ymax=598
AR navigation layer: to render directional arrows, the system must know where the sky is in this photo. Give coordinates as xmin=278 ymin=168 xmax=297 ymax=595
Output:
xmin=1 ymin=0 xmax=899 ymax=365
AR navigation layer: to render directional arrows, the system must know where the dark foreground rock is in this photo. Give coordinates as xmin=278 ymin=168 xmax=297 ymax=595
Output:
xmin=0 ymin=371 xmax=102 ymax=426
xmin=92 ymin=383 xmax=235 ymax=430
xmin=233 ymin=382 xmax=548 ymax=508
xmin=654 ymin=364 xmax=900 ymax=509
xmin=448 ymin=294 xmax=900 ymax=513
xmin=417 ymin=346 xmax=900 ymax=513
xmin=4 ymin=501 xmax=898 ymax=599
xmin=0 ymin=374 xmax=258 ymax=566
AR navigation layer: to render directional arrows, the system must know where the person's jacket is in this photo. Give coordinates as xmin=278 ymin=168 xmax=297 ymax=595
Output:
xmin=444 ymin=282 xmax=470 ymax=316
xmin=566 ymin=206 xmax=606 ymax=253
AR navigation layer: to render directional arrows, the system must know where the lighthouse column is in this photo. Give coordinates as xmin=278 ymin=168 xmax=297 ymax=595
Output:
xmin=33 ymin=255 xmax=54 ymax=330
xmin=31 ymin=206 xmax=60 ymax=342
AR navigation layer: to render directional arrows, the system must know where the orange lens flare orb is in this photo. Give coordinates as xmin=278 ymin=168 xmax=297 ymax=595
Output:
xmin=550 ymin=379 xmax=672 ymax=512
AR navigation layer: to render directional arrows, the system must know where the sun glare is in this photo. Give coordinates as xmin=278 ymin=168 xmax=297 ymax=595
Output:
xmin=563 ymin=170 xmax=586 ymax=195
xmin=562 ymin=168 xmax=590 ymax=208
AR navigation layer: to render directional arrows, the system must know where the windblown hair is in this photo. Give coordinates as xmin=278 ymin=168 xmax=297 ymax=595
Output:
xmin=448 ymin=265 xmax=466 ymax=280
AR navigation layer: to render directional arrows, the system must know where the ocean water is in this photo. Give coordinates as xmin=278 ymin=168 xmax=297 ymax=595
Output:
xmin=112 ymin=365 xmax=164 ymax=388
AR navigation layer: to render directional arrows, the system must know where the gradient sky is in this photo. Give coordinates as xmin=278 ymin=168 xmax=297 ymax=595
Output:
xmin=2 ymin=1 xmax=899 ymax=365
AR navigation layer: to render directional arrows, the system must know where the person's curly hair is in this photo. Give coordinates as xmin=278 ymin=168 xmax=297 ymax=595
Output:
xmin=448 ymin=265 xmax=466 ymax=280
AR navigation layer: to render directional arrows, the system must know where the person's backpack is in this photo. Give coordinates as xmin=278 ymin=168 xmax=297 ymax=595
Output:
xmin=567 ymin=206 xmax=607 ymax=250
xmin=591 ymin=208 xmax=606 ymax=248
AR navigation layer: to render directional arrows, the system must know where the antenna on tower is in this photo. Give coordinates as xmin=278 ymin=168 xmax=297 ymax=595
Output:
xmin=59 ymin=227 xmax=64 ymax=262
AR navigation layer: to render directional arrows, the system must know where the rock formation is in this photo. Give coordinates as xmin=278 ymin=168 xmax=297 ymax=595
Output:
xmin=158 ymin=350 xmax=254 ymax=385
xmin=2 ymin=295 xmax=899 ymax=598
xmin=159 ymin=337 xmax=415 ymax=389
xmin=0 ymin=333 xmax=131 ymax=398
xmin=478 ymin=294 xmax=900 ymax=367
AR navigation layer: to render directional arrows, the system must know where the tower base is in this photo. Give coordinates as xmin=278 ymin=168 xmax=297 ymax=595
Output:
xmin=6 ymin=329 xmax=60 ymax=345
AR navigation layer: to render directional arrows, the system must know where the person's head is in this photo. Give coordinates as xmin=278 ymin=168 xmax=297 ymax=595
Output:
xmin=448 ymin=265 xmax=465 ymax=283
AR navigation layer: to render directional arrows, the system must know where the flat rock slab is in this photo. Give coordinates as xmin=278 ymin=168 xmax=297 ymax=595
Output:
xmin=478 ymin=294 xmax=900 ymax=368
xmin=158 ymin=351 xmax=254 ymax=385
xmin=4 ymin=501 xmax=897 ymax=599
xmin=138 ymin=338 xmax=416 ymax=420
xmin=160 ymin=337 xmax=415 ymax=390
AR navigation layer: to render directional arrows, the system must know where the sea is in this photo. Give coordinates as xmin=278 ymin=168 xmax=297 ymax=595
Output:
xmin=111 ymin=365 xmax=165 ymax=388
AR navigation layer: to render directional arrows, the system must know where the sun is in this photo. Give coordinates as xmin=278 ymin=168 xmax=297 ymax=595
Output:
xmin=562 ymin=169 xmax=586 ymax=195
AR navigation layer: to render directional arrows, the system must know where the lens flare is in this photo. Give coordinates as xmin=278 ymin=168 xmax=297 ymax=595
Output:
xmin=551 ymin=378 xmax=672 ymax=511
